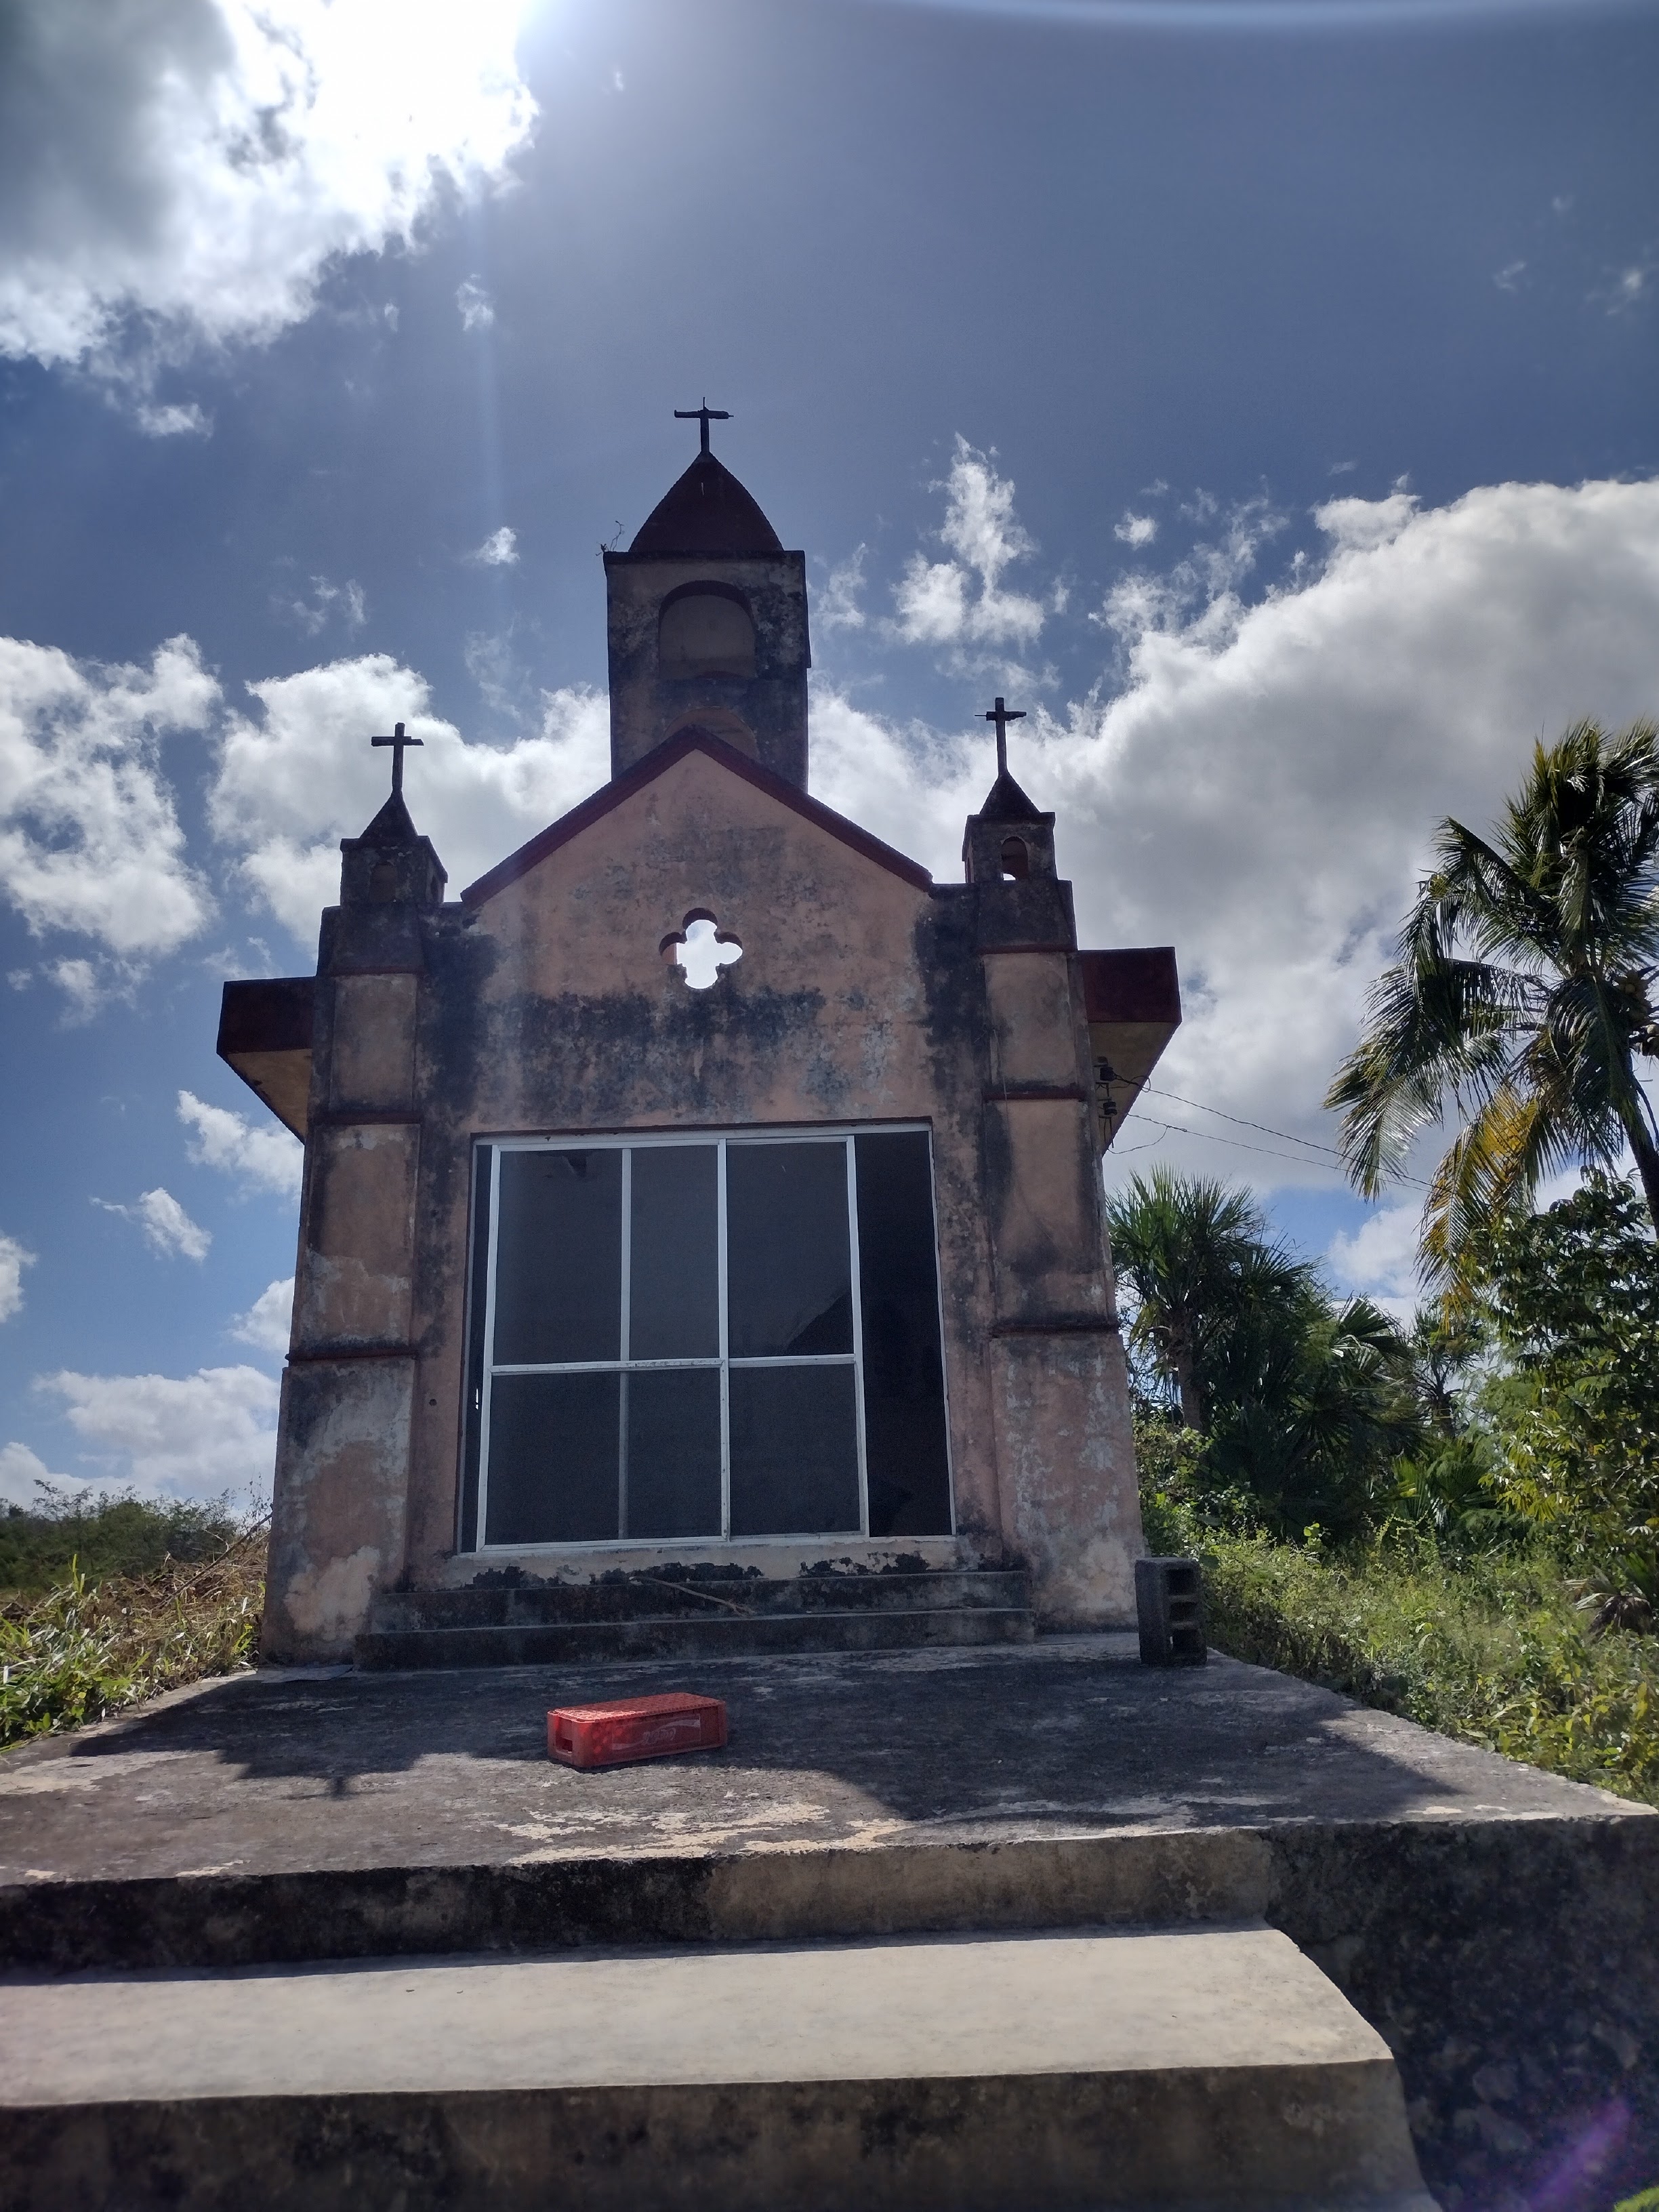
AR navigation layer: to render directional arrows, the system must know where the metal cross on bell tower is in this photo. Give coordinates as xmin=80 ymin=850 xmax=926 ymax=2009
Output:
xmin=674 ymin=399 xmax=731 ymax=457
xmin=371 ymin=721 xmax=423 ymax=800
xmin=983 ymin=695 xmax=1026 ymax=780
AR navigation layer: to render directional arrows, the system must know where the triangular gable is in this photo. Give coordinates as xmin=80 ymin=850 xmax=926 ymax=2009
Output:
xmin=460 ymin=730 xmax=934 ymax=906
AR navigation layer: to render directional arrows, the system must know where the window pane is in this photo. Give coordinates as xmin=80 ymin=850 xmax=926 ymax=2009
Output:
xmin=855 ymin=1132 xmax=953 ymax=1536
xmin=726 ymin=1142 xmax=852 ymax=1357
xmin=485 ymin=1372 xmax=619 ymax=1544
xmin=629 ymin=1146 xmax=718 ymax=1360
xmin=729 ymin=1366 xmax=859 ymax=1536
xmin=493 ymin=1150 xmax=621 ymax=1366
xmin=625 ymin=1368 xmax=722 ymax=1538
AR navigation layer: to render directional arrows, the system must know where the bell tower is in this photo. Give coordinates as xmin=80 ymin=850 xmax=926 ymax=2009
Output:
xmin=603 ymin=406 xmax=811 ymax=789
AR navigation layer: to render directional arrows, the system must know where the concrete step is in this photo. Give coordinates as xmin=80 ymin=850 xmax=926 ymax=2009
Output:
xmin=354 ymin=1601 xmax=1036 ymax=1671
xmin=370 ymin=1565 xmax=1031 ymax=1632
xmin=0 ymin=1926 xmax=1438 ymax=2212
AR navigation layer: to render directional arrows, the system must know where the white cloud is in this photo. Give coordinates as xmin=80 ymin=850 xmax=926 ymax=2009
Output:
xmin=273 ymin=575 xmax=367 ymax=638
xmin=0 ymin=0 xmax=537 ymax=405
xmin=0 ymin=1233 xmax=36 ymax=1324
xmin=817 ymin=474 xmax=1659 ymax=1198
xmin=36 ymin=1366 xmax=279 ymax=1502
xmin=892 ymin=438 xmax=1046 ymax=656
xmin=229 ymin=1277 xmax=293 ymax=1356
xmin=94 ymin=1188 xmax=211 ymax=1262
xmin=1494 ymin=260 xmax=1528 ymax=293
xmin=210 ymin=657 xmax=612 ymax=941
xmin=0 ymin=634 xmax=218 ymax=958
xmin=1326 ymin=1204 xmax=1421 ymax=1313
xmin=456 ymin=277 xmax=496 ymax=331
xmin=47 ymin=957 xmax=103 ymax=1021
xmin=0 ymin=1441 xmax=79 ymax=1507
xmin=466 ymin=527 xmax=518 ymax=568
xmin=817 ymin=547 xmax=869 ymax=633
xmin=136 ymin=400 xmax=210 ymax=440
xmin=1096 ymin=493 xmax=1287 ymax=664
xmin=178 ymin=1090 xmax=303 ymax=1199
xmin=1609 ymin=265 xmax=1651 ymax=314
xmin=1114 ymin=512 xmax=1159 ymax=548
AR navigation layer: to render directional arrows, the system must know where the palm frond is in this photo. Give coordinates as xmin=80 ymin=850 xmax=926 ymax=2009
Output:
xmin=1330 ymin=719 xmax=1659 ymax=1257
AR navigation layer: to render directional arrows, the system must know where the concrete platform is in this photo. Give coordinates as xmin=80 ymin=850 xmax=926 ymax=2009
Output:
xmin=0 ymin=1927 xmax=1435 ymax=2212
xmin=1 ymin=1633 xmax=1654 ymax=2207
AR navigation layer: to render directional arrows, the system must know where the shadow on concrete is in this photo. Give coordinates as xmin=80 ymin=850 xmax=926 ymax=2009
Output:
xmin=3 ymin=1636 xmax=1581 ymax=1885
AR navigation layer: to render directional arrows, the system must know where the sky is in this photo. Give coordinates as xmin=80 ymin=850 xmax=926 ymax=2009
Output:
xmin=0 ymin=0 xmax=1656 ymax=1504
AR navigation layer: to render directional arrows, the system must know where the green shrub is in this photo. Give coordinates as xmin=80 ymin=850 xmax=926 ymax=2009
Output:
xmin=0 ymin=1533 xmax=266 ymax=1750
xmin=0 ymin=1486 xmax=244 ymax=1597
xmin=1194 ymin=1530 xmax=1659 ymax=1807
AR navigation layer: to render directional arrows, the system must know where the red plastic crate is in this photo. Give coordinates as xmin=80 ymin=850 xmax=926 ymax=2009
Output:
xmin=548 ymin=1692 xmax=728 ymax=1769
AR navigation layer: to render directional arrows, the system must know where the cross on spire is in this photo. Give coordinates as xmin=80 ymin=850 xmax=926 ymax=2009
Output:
xmin=983 ymin=695 xmax=1026 ymax=780
xmin=674 ymin=398 xmax=731 ymax=457
xmin=371 ymin=720 xmax=422 ymax=800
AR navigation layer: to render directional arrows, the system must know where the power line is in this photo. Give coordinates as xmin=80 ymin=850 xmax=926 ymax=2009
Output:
xmin=1135 ymin=1084 xmax=1430 ymax=1190
xmin=1119 ymin=1111 xmax=1431 ymax=1189
xmin=1126 ymin=1115 xmax=1353 ymax=1175
xmin=1143 ymin=1084 xmax=1345 ymax=1160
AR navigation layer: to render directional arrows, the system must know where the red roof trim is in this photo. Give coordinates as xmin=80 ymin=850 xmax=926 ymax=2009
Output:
xmin=459 ymin=731 xmax=934 ymax=906
xmin=1079 ymin=947 xmax=1182 ymax=1027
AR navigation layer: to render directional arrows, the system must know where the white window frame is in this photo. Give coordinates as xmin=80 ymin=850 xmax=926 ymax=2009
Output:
xmin=470 ymin=1123 xmax=952 ymax=1553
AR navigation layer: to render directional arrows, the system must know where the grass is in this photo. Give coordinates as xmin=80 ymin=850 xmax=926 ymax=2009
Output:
xmin=1144 ymin=1492 xmax=1659 ymax=1807
xmin=1 ymin=1519 xmax=266 ymax=1753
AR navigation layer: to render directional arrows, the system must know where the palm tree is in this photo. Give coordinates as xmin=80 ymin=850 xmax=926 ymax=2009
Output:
xmin=1108 ymin=1169 xmax=1424 ymax=1536
xmin=1105 ymin=1168 xmax=1311 ymax=1431
xmin=1326 ymin=720 xmax=1659 ymax=1284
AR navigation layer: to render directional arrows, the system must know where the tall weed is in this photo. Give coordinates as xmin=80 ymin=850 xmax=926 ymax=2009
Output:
xmin=1153 ymin=1503 xmax=1659 ymax=1805
xmin=0 ymin=1532 xmax=265 ymax=1750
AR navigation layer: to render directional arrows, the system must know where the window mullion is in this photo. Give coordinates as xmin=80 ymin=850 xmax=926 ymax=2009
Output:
xmin=718 ymin=1136 xmax=731 ymax=1541
xmin=476 ymin=1144 xmax=504 ymax=1549
xmin=845 ymin=1132 xmax=869 ymax=1538
xmin=618 ymin=1147 xmax=632 ymax=1540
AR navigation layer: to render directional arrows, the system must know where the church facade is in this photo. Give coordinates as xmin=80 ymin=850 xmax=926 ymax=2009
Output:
xmin=221 ymin=430 xmax=1180 ymax=1664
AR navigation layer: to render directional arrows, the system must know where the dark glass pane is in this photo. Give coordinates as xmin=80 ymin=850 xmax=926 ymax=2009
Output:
xmin=726 ymin=1142 xmax=852 ymax=1357
xmin=493 ymin=1150 xmax=621 ymax=1366
xmin=626 ymin=1368 xmax=722 ymax=1538
xmin=729 ymin=1366 xmax=859 ymax=1536
xmin=459 ymin=1145 xmax=492 ymax=1551
xmin=629 ymin=1146 xmax=718 ymax=1360
xmin=485 ymin=1372 xmax=619 ymax=1544
xmin=855 ymin=1132 xmax=953 ymax=1536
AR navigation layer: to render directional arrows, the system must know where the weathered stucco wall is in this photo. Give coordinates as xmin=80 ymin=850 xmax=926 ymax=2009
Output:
xmin=405 ymin=747 xmax=1004 ymax=1589
xmin=605 ymin=553 xmax=810 ymax=787
xmin=264 ymin=739 xmax=1144 ymax=1661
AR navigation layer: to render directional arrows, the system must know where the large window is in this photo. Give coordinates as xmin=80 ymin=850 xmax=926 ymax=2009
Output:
xmin=459 ymin=1129 xmax=953 ymax=1550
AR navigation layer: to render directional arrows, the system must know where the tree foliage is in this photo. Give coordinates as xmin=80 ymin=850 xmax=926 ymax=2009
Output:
xmin=1109 ymin=1169 xmax=1422 ymax=1540
xmin=1471 ymin=1169 xmax=1659 ymax=1618
xmin=1325 ymin=719 xmax=1659 ymax=1287
xmin=0 ymin=1485 xmax=244 ymax=1598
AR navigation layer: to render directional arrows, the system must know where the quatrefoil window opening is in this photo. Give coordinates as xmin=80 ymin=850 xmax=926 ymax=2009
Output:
xmin=661 ymin=909 xmax=743 ymax=990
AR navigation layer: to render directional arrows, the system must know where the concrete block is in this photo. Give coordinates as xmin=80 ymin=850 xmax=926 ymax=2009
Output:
xmin=1136 ymin=1555 xmax=1206 ymax=1666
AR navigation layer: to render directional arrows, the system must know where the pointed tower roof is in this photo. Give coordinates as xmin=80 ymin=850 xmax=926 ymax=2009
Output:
xmin=630 ymin=453 xmax=783 ymax=558
xmin=975 ymin=769 xmax=1048 ymax=824
xmin=357 ymin=788 xmax=420 ymax=845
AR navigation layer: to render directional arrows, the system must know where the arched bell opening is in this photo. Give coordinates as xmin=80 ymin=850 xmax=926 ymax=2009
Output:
xmin=658 ymin=583 xmax=757 ymax=679
xmin=999 ymin=835 xmax=1031 ymax=881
